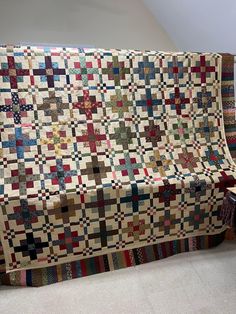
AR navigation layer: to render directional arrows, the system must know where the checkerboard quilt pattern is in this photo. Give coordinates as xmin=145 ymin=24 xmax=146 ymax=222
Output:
xmin=0 ymin=46 xmax=235 ymax=272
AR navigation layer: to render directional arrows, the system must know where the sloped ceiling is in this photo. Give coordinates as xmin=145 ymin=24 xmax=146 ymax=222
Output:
xmin=0 ymin=0 xmax=176 ymax=51
xmin=144 ymin=0 xmax=236 ymax=53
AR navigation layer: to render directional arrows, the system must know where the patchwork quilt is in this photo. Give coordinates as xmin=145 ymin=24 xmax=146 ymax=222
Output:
xmin=221 ymin=53 xmax=236 ymax=160
xmin=0 ymin=46 xmax=236 ymax=274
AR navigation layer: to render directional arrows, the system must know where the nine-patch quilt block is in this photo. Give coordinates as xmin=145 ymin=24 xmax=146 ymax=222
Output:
xmin=0 ymin=46 xmax=236 ymax=273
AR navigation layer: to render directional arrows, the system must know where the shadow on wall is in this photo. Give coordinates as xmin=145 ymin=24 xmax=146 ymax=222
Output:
xmin=144 ymin=0 xmax=236 ymax=53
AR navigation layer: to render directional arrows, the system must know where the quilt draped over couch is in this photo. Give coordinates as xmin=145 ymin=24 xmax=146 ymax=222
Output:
xmin=0 ymin=47 xmax=236 ymax=285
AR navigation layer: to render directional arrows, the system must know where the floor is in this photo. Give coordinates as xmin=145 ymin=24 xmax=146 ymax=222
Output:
xmin=0 ymin=240 xmax=236 ymax=314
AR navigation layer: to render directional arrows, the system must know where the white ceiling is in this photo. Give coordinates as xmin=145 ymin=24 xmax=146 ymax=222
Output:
xmin=144 ymin=0 xmax=236 ymax=53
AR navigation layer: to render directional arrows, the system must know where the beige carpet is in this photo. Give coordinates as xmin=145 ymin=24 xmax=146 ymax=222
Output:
xmin=0 ymin=240 xmax=236 ymax=314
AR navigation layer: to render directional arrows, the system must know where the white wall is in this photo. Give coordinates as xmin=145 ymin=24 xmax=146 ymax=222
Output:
xmin=144 ymin=0 xmax=236 ymax=53
xmin=0 ymin=0 xmax=176 ymax=51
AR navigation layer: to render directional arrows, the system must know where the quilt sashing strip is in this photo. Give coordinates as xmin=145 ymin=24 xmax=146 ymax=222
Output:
xmin=0 ymin=46 xmax=235 ymax=273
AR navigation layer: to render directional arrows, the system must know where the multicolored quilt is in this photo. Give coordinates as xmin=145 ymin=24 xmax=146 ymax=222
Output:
xmin=0 ymin=46 xmax=236 ymax=274
xmin=221 ymin=54 xmax=236 ymax=160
